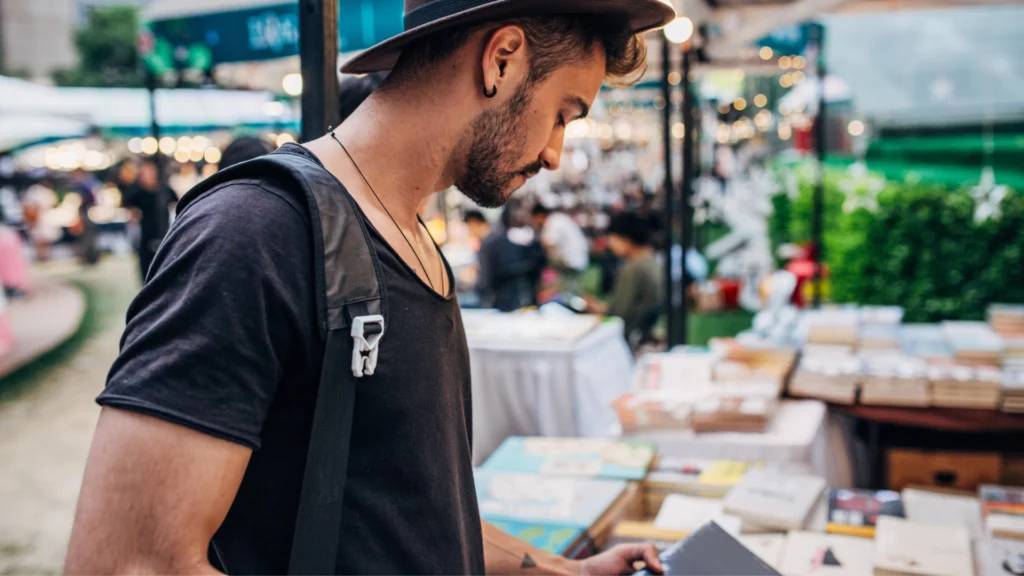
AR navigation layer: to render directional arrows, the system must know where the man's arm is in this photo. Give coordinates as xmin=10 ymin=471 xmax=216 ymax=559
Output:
xmin=65 ymin=408 xmax=250 ymax=575
xmin=482 ymin=521 xmax=662 ymax=576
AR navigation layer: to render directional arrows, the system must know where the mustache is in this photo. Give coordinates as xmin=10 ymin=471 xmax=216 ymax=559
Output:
xmin=518 ymin=161 xmax=543 ymax=179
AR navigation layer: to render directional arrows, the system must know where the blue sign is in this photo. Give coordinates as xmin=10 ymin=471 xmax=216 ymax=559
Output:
xmin=144 ymin=0 xmax=404 ymax=70
xmin=756 ymin=23 xmax=811 ymax=56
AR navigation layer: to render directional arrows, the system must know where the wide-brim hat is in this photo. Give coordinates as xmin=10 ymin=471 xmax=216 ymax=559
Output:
xmin=341 ymin=0 xmax=677 ymax=74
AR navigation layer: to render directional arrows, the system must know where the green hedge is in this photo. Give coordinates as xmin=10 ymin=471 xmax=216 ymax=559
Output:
xmin=769 ymin=165 xmax=1024 ymax=322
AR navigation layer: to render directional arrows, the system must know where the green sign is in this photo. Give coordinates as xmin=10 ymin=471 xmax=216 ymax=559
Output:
xmin=140 ymin=0 xmax=404 ymax=75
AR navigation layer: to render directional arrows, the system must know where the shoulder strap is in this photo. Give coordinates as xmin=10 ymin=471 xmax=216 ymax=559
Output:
xmin=179 ymin=149 xmax=386 ymax=575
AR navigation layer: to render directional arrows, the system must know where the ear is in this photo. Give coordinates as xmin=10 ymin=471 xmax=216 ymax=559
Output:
xmin=480 ymin=25 xmax=527 ymax=99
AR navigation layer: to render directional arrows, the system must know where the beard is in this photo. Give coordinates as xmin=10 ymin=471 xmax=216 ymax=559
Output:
xmin=455 ymin=79 xmax=544 ymax=208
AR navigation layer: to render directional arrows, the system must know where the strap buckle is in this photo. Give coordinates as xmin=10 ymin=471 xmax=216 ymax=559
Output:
xmin=350 ymin=315 xmax=385 ymax=378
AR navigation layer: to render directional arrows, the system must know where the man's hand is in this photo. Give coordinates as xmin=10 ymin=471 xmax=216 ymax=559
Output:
xmin=574 ymin=543 xmax=663 ymax=575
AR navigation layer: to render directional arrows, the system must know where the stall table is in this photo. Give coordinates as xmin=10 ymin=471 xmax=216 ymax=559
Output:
xmin=466 ymin=312 xmax=633 ymax=466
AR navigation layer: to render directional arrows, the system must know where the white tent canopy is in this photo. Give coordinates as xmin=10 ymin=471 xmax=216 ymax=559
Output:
xmin=0 ymin=75 xmax=296 ymax=150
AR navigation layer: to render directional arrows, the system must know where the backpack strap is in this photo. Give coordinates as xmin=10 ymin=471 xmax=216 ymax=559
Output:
xmin=178 ymin=147 xmax=387 ymax=575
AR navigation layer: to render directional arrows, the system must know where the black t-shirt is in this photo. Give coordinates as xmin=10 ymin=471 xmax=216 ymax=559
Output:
xmin=98 ymin=145 xmax=485 ymax=575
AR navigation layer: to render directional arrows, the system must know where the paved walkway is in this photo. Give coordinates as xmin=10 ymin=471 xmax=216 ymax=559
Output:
xmin=0 ymin=257 xmax=138 ymax=575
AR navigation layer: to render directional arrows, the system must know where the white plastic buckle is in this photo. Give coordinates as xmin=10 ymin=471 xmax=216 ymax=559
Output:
xmin=350 ymin=314 xmax=385 ymax=378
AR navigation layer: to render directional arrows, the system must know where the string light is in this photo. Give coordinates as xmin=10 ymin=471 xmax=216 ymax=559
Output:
xmin=204 ymin=147 xmax=222 ymax=164
xmin=141 ymin=137 xmax=159 ymax=155
xmin=672 ymin=122 xmax=685 ymax=140
xmin=759 ymin=47 xmax=773 ymax=60
xmin=754 ymin=94 xmax=768 ymax=108
xmin=668 ymin=71 xmax=681 ymax=86
xmin=792 ymin=56 xmax=807 ymax=70
xmin=848 ymin=120 xmax=865 ymax=136
xmin=733 ymin=97 xmax=747 ymax=111
xmin=158 ymin=137 xmax=176 ymax=155
xmin=779 ymin=56 xmax=793 ymax=69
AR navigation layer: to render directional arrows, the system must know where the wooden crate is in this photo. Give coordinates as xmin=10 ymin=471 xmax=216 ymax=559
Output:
xmin=887 ymin=448 xmax=1002 ymax=491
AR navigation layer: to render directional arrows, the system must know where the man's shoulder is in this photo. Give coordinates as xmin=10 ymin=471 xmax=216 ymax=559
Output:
xmin=179 ymin=176 xmax=311 ymax=232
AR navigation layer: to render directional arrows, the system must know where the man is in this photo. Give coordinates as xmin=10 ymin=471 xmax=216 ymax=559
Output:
xmin=218 ymin=136 xmax=274 ymax=170
xmin=584 ymin=212 xmax=664 ymax=347
xmin=466 ymin=208 xmax=534 ymax=311
xmin=531 ymin=203 xmax=590 ymax=294
xmin=66 ymin=0 xmax=674 ymax=574
xmin=123 ymin=158 xmax=176 ymax=282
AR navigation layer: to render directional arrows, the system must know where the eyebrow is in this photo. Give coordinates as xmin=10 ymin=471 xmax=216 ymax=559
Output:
xmin=567 ymin=96 xmax=590 ymax=119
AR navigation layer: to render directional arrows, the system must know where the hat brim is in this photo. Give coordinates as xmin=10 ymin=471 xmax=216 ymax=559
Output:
xmin=341 ymin=0 xmax=676 ymax=74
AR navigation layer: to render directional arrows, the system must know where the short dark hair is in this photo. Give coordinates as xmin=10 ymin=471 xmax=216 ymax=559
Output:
xmin=463 ymin=209 xmax=487 ymax=224
xmin=338 ymin=72 xmax=386 ymax=123
xmin=219 ymin=136 xmax=273 ymax=170
xmin=388 ymin=15 xmax=647 ymax=88
xmin=530 ymin=204 xmax=552 ymax=217
xmin=607 ymin=211 xmax=651 ymax=246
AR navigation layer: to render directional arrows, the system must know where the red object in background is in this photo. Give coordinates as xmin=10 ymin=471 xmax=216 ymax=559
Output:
xmin=785 ymin=243 xmax=821 ymax=308
xmin=717 ymin=279 xmax=740 ymax=309
xmin=794 ymin=124 xmax=814 ymax=153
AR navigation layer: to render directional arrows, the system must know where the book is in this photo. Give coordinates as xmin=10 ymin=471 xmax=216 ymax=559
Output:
xmin=826 ymin=489 xmax=904 ymax=538
xmin=654 ymin=493 xmax=743 ymax=535
xmin=474 ymin=470 xmax=627 ymax=530
xmin=690 ymin=396 xmax=777 ymax=433
xmin=974 ymin=537 xmax=1024 ymax=576
xmin=643 ymin=459 xmax=755 ymax=516
xmin=780 ymin=531 xmax=876 ymax=575
xmin=486 ymin=519 xmax=585 ymax=556
xmin=873 ymin=516 xmax=973 ymax=576
xmin=605 ymin=521 xmax=689 ymax=553
xmin=723 ymin=468 xmax=827 ymax=530
xmin=988 ymin=514 xmax=1024 ymax=541
xmin=981 ymin=485 xmax=1024 ymax=517
xmin=481 ymin=437 xmax=656 ymax=481
xmin=902 ymin=487 xmax=984 ymax=540
xmin=636 ymin=521 xmax=781 ymax=575
xmin=738 ymin=534 xmax=787 ymax=571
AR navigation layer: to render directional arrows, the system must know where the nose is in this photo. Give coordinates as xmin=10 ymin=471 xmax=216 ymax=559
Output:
xmin=539 ymin=129 xmax=564 ymax=171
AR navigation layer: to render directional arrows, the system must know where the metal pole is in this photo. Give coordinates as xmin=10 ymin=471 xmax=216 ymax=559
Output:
xmin=811 ymin=23 xmax=826 ymax=308
xmin=145 ymin=70 xmax=165 ymax=185
xmin=661 ymin=37 xmax=677 ymax=348
xmin=680 ymin=46 xmax=694 ymax=344
xmin=299 ymin=0 xmax=339 ymax=142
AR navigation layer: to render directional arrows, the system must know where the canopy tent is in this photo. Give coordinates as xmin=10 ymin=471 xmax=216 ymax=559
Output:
xmin=0 ymin=114 xmax=92 ymax=154
xmin=1 ymin=75 xmax=298 ymax=145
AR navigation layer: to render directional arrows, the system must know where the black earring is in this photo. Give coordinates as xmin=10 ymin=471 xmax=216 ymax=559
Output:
xmin=483 ymin=85 xmax=497 ymax=98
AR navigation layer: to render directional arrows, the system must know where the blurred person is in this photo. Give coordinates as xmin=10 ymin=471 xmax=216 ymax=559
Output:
xmin=585 ymin=212 xmax=663 ymax=346
xmin=112 ymin=158 xmax=139 ymax=197
xmin=530 ymin=203 xmax=589 ymax=294
xmin=123 ymin=158 xmax=175 ymax=282
xmin=465 ymin=208 xmax=534 ymax=311
xmin=218 ymin=136 xmax=273 ymax=171
xmin=22 ymin=177 xmax=60 ymax=261
xmin=338 ymin=72 xmax=387 ymax=123
xmin=69 ymin=168 xmax=101 ymax=265
xmin=67 ymin=2 xmax=673 ymax=575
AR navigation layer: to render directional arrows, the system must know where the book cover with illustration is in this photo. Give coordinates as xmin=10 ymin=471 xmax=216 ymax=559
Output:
xmin=779 ymin=531 xmax=875 ymax=576
xmin=486 ymin=519 xmax=584 ymax=556
xmin=723 ymin=468 xmax=827 ymax=530
xmin=826 ymin=489 xmax=904 ymax=538
xmin=474 ymin=469 xmax=627 ymax=530
xmin=481 ymin=437 xmax=656 ymax=481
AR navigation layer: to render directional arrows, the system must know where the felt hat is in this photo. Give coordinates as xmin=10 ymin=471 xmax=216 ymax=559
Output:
xmin=341 ymin=0 xmax=677 ymax=74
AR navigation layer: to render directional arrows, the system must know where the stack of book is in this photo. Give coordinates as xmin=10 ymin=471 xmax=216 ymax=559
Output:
xmin=872 ymin=516 xmax=974 ymax=576
xmin=980 ymin=484 xmax=1024 ymax=541
xmin=475 ymin=469 xmax=632 ymax=557
xmin=723 ymin=469 xmax=828 ymax=532
xmin=859 ymin=358 xmax=930 ymax=407
xmin=859 ymin=306 xmax=905 ymax=326
xmin=826 ymin=489 xmax=905 ymax=538
xmin=1002 ymin=370 xmax=1024 ymax=413
xmin=690 ymin=396 xmax=777 ymax=433
xmin=858 ymin=323 xmax=902 ymax=352
xmin=900 ymin=324 xmax=954 ymax=361
xmin=929 ymin=365 xmax=1004 ymax=409
xmin=653 ymin=493 xmax=743 ymax=535
xmin=804 ymin=310 xmax=860 ymax=346
xmin=988 ymin=304 xmax=1024 ymax=337
xmin=642 ymin=459 xmax=753 ymax=516
xmin=709 ymin=341 xmax=797 ymax=396
xmin=612 ymin=389 xmax=694 ymax=433
xmin=944 ymin=321 xmax=1005 ymax=366
xmin=788 ymin=355 xmax=862 ymax=405
xmin=480 ymin=437 xmax=656 ymax=481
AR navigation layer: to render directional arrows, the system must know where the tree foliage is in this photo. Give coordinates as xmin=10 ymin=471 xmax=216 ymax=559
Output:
xmin=52 ymin=6 xmax=142 ymax=87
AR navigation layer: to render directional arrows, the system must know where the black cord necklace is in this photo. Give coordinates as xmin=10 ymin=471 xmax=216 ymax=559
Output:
xmin=328 ymin=129 xmax=445 ymax=295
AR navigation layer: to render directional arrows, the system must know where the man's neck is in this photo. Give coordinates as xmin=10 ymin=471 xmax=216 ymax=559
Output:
xmin=312 ymin=87 xmax=469 ymax=229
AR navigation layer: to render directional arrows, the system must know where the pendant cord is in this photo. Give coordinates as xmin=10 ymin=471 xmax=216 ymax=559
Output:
xmin=328 ymin=130 xmax=445 ymax=295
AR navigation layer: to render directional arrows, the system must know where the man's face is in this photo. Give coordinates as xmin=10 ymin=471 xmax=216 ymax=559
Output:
xmin=530 ymin=213 xmax=546 ymax=230
xmin=467 ymin=219 xmax=490 ymax=240
xmin=456 ymin=46 xmax=606 ymax=208
xmin=607 ymin=234 xmax=631 ymax=257
xmin=139 ymin=163 xmax=159 ymax=190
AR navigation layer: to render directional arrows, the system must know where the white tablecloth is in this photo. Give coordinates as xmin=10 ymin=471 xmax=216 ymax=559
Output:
xmin=469 ymin=318 xmax=634 ymax=465
xmin=620 ymin=399 xmax=855 ymax=488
